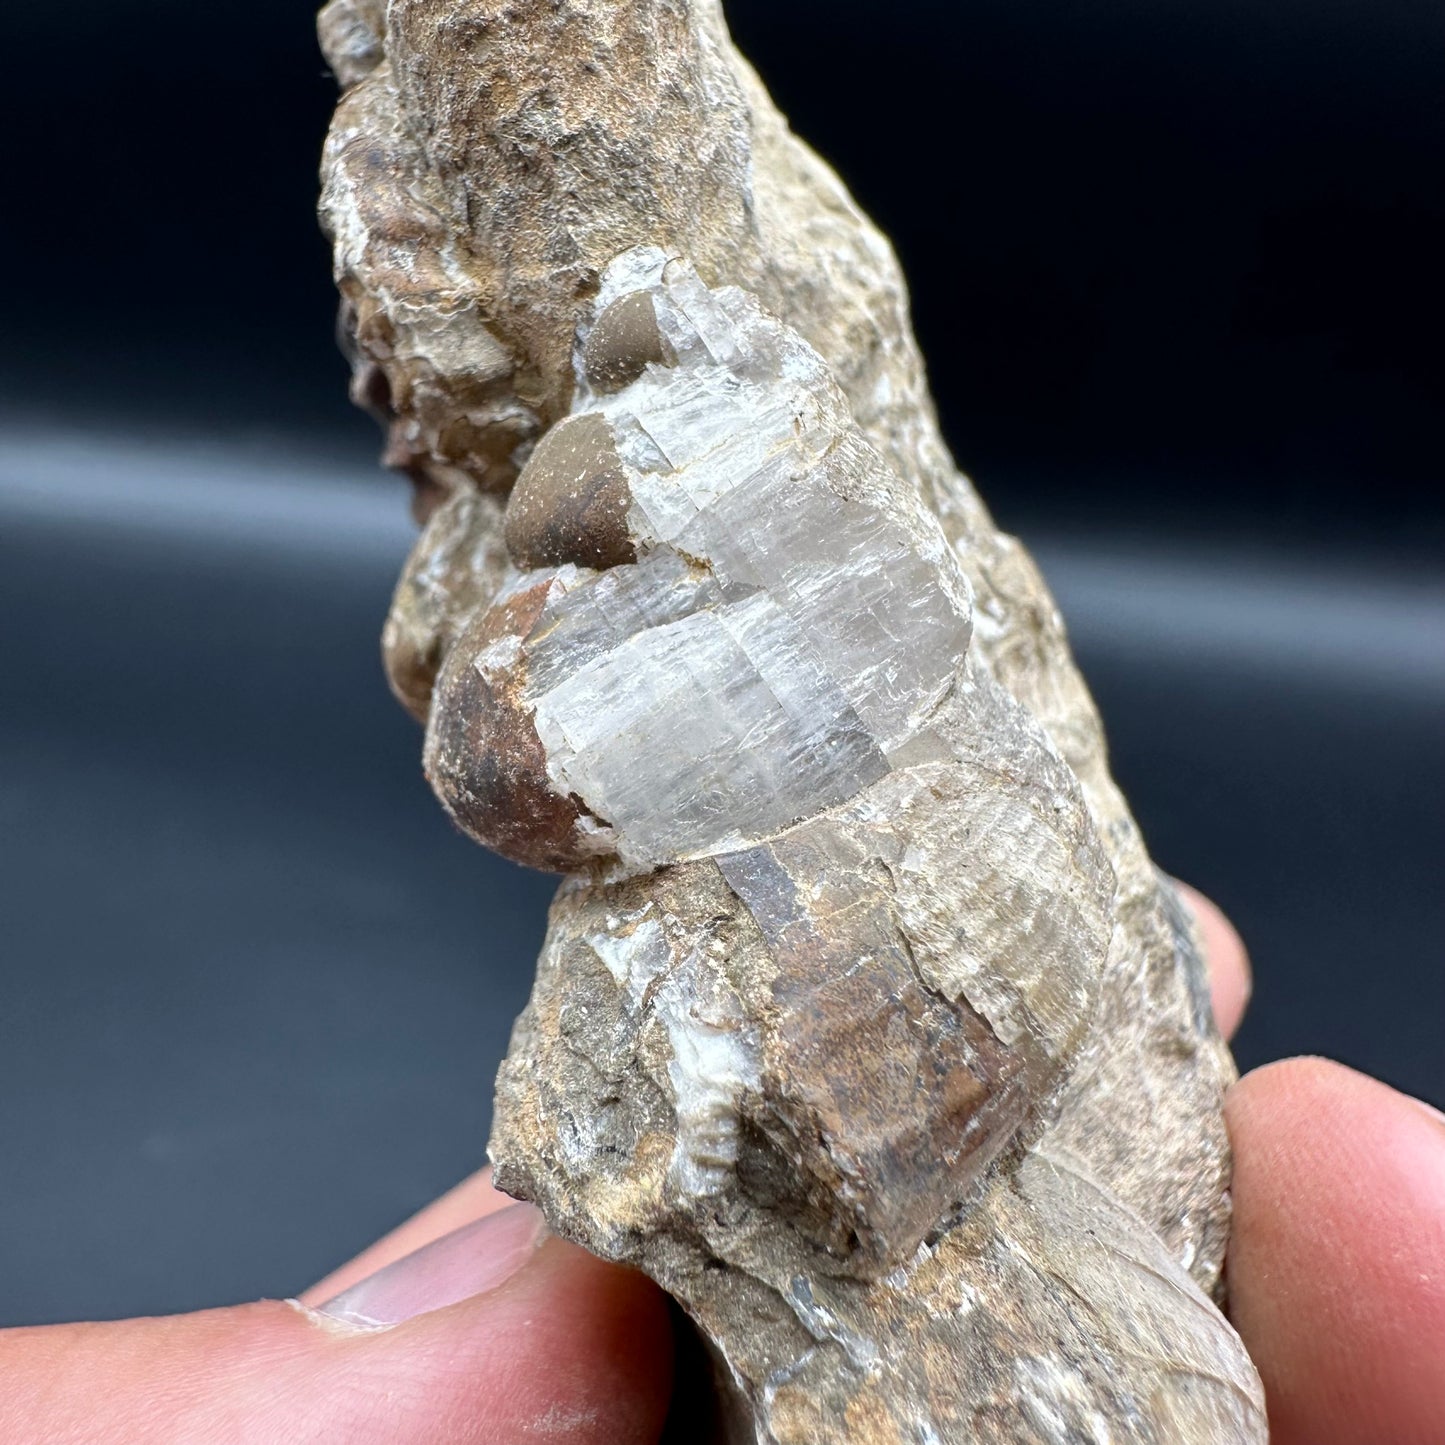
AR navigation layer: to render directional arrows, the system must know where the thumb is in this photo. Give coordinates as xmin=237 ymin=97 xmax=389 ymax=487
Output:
xmin=0 ymin=1203 xmax=673 ymax=1445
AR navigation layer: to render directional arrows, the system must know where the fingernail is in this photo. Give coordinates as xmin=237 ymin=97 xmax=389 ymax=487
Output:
xmin=316 ymin=1202 xmax=547 ymax=1328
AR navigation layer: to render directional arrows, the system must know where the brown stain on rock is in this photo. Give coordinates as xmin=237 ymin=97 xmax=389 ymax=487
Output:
xmin=719 ymin=834 xmax=1028 ymax=1276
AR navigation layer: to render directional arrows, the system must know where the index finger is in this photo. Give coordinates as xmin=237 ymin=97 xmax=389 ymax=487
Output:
xmin=300 ymin=1167 xmax=516 ymax=1305
xmin=1175 ymin=880 xmax=1253 ymax=1041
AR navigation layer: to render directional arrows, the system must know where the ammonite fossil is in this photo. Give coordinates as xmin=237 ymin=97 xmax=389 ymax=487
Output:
xmin=318 ymin=2 xmax=1267 ymax=1438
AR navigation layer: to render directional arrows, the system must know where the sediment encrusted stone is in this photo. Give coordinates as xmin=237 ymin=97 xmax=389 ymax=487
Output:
xmin=319 ymin=3 xmax=1267 ymax=1439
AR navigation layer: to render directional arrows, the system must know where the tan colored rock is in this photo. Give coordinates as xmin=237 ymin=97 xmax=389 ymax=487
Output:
xmin=319 ymin=3 xmax=1266 ymax=1439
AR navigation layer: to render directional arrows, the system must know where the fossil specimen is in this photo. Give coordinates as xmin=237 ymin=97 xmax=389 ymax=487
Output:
xmin=318 ymin=1 xmax=1268 ymax=1439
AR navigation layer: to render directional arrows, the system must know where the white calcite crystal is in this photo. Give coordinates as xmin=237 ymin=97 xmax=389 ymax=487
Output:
xmin=318 ymin=1 xmax=1268 ymax=1439
xmin=508 ymin=251 xmax=972 ymax=870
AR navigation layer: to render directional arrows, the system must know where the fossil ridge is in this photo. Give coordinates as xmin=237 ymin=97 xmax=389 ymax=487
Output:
xmin=318 ymin=2 xmax=1268 ymax=1439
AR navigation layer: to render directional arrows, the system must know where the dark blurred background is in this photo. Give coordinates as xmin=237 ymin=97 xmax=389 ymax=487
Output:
xmin=0 ymin=0 xmax=1440 ymax=1325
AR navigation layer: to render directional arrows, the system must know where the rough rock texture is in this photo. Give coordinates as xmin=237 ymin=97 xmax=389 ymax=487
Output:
xmin=318 ymin=2 xmax=1268 ymax=1439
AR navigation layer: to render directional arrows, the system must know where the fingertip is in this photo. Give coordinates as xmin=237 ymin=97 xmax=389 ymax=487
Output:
xmin=306 ymin=1227 xmax=674 ymax=1443
xmin=0 ymin=1232 xmax=673 ymax=1445
xmin=1173 ymin=880 xmax=1252 ymax=1040
xmin=342 ymin=1235 xmax=673 ymax=1444
xmin=1226 ymin=1057 xmax=1445 ymax=1445
xmin=302 ymin=1166 xmax=516 ymax=1305
xmin=481 ymin=1236 xmax=676 ymax=1443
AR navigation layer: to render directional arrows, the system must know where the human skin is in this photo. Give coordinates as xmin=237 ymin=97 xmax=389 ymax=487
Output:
xmin=0 ymin=889 xmax=1440 ymax=1445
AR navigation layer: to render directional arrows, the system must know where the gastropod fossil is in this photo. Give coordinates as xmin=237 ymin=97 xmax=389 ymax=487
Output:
xmin=318 ymin=2 xmax=1267 ymax=1439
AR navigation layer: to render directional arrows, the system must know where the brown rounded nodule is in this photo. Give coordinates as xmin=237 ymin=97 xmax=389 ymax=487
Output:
xmin=583 ymin=291 xmax=670 ymax=393
xmin=504 ymin=412 xmax=637 ymax=572
xmin=423 ymin=578 xmax=596 ymax=873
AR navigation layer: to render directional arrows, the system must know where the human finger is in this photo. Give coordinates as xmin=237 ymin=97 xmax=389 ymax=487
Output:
xmin=0 ymin=1204 xmax=673 ymax=1445
xmin=301 ymin=1165 xmax=513 ymax=1305
xmin=1226 ymin=1056 xmax=1445 ymax=1445
xmin=1174 ymin=879 xmax=1253 ymax=1040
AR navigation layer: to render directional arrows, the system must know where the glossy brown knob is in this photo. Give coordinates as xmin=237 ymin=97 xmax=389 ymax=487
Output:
xmin=503 ymin=412 xmax=637 ymax=573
